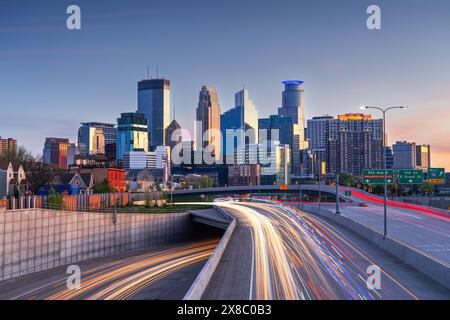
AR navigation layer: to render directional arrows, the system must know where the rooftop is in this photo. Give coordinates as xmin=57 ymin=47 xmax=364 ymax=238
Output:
xmin=282 ymin=80 xmax=304 ymax=85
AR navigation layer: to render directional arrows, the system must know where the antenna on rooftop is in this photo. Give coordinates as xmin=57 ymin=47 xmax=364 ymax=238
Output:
xmin=173 ymin=101 xmax=176 ymax=121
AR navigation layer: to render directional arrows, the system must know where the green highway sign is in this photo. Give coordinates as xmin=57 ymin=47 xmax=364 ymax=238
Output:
xmin=428 ymin=168 xmax=445 ymax=184
xmin=398 ymin=169 xmax=423 ymax=184
xmin=362 ymin=169 xmax=394 ymax=184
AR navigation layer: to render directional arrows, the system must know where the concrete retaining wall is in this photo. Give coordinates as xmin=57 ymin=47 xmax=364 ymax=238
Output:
xmin=300 ymin=204 xmax=450 ymax=290
xmin=0 ymin=209 xmax=197 ymax=282
xmin=184 ymin=207 xmax=236 ymax=300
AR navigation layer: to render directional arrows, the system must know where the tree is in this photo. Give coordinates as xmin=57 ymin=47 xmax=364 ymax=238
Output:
xmin=47 ymin=188 xmax=65 ymax=210
xmin=94 ymin=179 xmax=114 ymax=194
xmin=25 ymin=161 xmax=63 ymax=194
xmin=422 ymin=183 xmax=436 ymax=195
xmin=5 ymin=146 xmax=63 ymax=194
xmin=200 ymin=176 xmax=214 ymax=188
xmin=2 ymin=145 xmax=34 ymax=163
xmin=340 ymin=173 xmax=357 ymax=187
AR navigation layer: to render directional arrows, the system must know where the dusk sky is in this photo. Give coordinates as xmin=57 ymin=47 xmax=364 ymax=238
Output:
xmin=1 ymin=0 xmax=449 ymax=168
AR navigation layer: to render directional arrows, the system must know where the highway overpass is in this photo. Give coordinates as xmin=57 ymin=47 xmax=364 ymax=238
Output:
xmin=172 ymin=184 xmax=353 ymax=201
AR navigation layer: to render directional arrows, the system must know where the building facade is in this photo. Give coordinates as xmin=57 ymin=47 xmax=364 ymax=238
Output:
xmin=327 ymin=114 xmax=383 ymax=175
xmin=228 ymin=164 xmax=261 ymax=186
xmin=43 ymin=138 xmax=74 ymax=169
xmin=122 ymin=151 xmax=148 ymax=170
xmin=385 ymin=146 xmax=394 ymax=169
xmin=78 ymin=122 xmax=116 ymax=157
xmin=259 ymin=142 xmax=291 ymax=185
xmin=116 ymin=112 xmax=148 ymax=162
xmin=304 ymin=116 xmax=334 ymax=175
xmin=268 ymin=81 xmax=308 ymax=175
xmin=221 ymin=89 xmax=259 ymax=163
xmin=80 ymin=167 xmax=126 ymax=192
xmin=165 ymin=119 xmax=182 ymax=152
xmin=393 ymin=141 xmax=417 ymax=169
xmin=137 ymin=78 xmax=170 ymax=148
xmin=0 ymin=137 xmax=17 ymax=160
xmin=196 ymin=85 xmax=221 ymax=161
xmin=416 ymin=144 xmax=431 ymax=169
xmin=0 ymin=162 xmax=26 ymax=197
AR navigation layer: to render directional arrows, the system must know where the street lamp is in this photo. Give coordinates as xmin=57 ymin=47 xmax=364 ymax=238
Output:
xmin=335 ymin=173 xmax=340 ymax=214
xmin=360 ymin=105 xmax=406 ymax=238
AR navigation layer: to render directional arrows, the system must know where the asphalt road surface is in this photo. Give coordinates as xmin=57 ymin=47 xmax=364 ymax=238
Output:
xmin=205 ymin=202 xmax=450 ymax=300
xmin=0 ymin=239 xmax=219 ymax=300
xmin=323 ymin=202 xmax=450 ymax=264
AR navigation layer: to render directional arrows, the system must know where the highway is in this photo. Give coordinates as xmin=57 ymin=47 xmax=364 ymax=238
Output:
xmin=205 ymin=202 xmax=450 ymax=300
xmin=321 ymin=187 xmax=450 ymax=264
xmin=0 ymin=239 xmax=219 ymax=300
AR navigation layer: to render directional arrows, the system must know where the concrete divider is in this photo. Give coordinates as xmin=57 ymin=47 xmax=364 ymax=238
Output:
xmin=299 ymin=204 xmax=450 ymax=290
xmin=184 ymin=206 xmax=236 ymax=300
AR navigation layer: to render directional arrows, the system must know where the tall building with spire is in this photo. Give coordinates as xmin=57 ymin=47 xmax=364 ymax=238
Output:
xmin=195 ymin=85 xmax=221 ymax=161
xmin=137 ymin=77 xmax=170 ymax=148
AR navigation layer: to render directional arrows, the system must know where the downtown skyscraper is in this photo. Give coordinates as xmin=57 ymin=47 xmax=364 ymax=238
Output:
xmin=195 ymin=85 xmax=221 ymax=161
xmin=78 ymin=122 xmax=117 ymax=156
xmin=328 ymin=114 xmax=383 ymax=175
xmin=221 ymin=88 xmax=259 ymax=162
xmin=276 ymin=80 xmax=307 ymax=175
xmin=116 ymin=112 xmax=148 ymax=161
xmin=137 ymin=78 xmax=170 ymax=148
xmin=43 ymin=138 xmax=74 ymax=170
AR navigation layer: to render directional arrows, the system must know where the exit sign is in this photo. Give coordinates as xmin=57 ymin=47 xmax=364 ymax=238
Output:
xmin=362 ymin=169 xmax=394 ymax=184
xmin=398 ymin=169 xmax=423 ymax=184
xmin=428 ymin=168 xmax=445 ymax=184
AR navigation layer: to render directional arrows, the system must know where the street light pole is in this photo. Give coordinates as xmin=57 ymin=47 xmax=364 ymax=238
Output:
xmin=361 ymin=105 xmax=406 ymax=238
xmin=318 ymin=173 xmax=322 ymax=210
xmin=335 ymin=172 xmax=340 ymax=214
xmin=170 ymin=173 xmax=173 ymax=207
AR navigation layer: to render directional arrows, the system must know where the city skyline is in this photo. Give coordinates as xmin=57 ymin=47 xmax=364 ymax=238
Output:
xmin=1 ymin=0 xmax=449 ymax=168
xmin=0 ymin=1 xmax=449 ymax=305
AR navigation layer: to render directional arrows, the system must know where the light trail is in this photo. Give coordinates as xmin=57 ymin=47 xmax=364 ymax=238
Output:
xmin=9 ymin=239 xmax=218 ymax=300
xmin=215 ymin=201 xmax=420 ymax=300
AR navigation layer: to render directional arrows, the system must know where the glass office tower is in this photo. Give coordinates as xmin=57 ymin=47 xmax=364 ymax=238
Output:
xmin=137 ymin=79 xmax=170 ymax=148
xmin=116 ymin=112 xmax=148 ymax=161
xmin=221 ymin=88 xmax=258 ymax=162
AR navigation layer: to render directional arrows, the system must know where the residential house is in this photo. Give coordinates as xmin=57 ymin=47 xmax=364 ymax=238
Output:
xmin=39 ymin=172 xmax=93 ymax=195
xmin=0 ymin=161 xmax=27 ymax=197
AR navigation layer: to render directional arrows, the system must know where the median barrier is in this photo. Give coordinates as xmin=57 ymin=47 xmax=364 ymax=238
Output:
xmin=184 ymin=206 xmax=236 ymax=300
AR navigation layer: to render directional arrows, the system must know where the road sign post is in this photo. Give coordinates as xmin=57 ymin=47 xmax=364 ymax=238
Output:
xmin=398 ymin=169 xmax=423 ymax=185
xmin=428 ymin=168 xmax=445 ymax=184
xmin=362 ymin=169 xmax=394 ymax=185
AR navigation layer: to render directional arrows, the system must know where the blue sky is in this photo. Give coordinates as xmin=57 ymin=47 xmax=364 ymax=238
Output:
xmin=1 ymin=0 xmax=450 ymax=167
